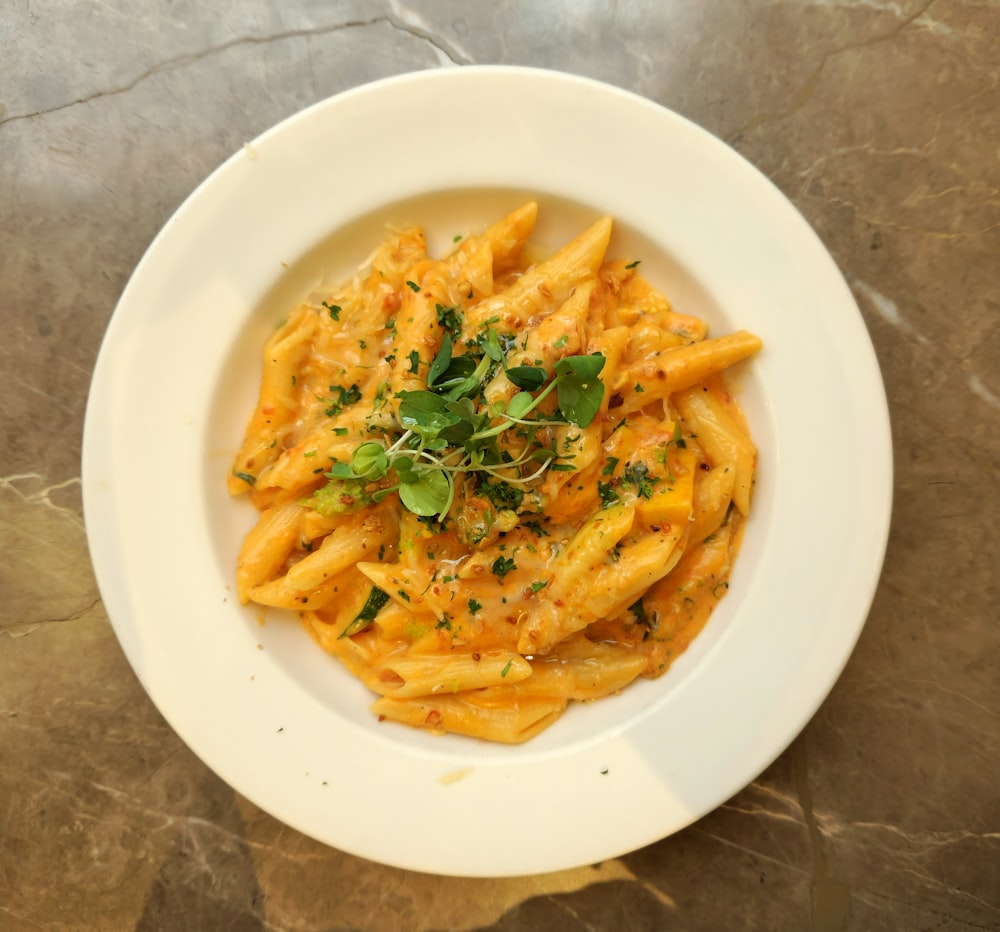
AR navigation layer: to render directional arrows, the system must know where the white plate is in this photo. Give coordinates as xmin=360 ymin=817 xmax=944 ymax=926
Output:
xmin=83 ymin=66 xmax=892 ymax=877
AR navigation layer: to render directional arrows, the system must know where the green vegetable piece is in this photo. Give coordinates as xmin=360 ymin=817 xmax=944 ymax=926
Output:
xmin=310 ymin=479 xmax=370 ymax=516
xmin=339 ymin=586 xmax=390 ymax=638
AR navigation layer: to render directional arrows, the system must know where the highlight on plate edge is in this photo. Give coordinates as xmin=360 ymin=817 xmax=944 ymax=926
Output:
xmin=228 ymin=201 xmax=762 ymax=744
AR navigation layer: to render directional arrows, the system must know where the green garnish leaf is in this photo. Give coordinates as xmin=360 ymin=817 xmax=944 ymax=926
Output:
xmin=352 ymin=441 xmax=388 ymax=479
xmin=339 ymin=330 xmax=606 ymax=520
xmin=426 ymin=332 xmax=454 ymax=387
xmin=491 ymin=555 xmax=517 ymax=579
xmin=505 ymin=391 xmax=536 ymax=420
xmin=398 ymin=467 xmax=452 ymax=518
xmin=553 ymin=355 xmax=606 ymax=427
xmin=506 ymin=365 xmax=546 ymax=391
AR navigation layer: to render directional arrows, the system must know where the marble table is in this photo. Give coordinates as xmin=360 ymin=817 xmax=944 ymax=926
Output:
xmin=2 ymin=2 xmax=997 ymax=929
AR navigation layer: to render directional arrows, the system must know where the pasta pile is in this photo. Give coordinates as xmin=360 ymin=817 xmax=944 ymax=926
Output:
xmin=229 ymin=202 xmax=761 ymax=743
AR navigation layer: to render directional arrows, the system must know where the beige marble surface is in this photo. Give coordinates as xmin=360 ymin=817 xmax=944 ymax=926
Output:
xmin=2 ymin=1 xmax=998 ymax=929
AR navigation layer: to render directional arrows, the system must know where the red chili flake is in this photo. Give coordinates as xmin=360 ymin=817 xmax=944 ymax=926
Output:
xmin=425 ymin=710 xmax=443 ymax=727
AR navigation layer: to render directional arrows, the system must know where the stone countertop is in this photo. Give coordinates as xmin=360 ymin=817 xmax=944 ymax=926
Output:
xmin=2 ymin=2 xmax=997 ymax=930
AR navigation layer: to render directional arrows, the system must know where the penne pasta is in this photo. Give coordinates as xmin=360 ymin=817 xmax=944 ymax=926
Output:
xmin=229 ymin=203 xmax=761 ymax=742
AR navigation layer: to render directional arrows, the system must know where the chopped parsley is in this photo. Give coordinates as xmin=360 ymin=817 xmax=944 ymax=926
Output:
xmin=325 ymin=383 xmax=362 ymax=417
xmin=491 ymin=556 xmax=517 ymax=579
xmin=478 ymin=479 xmax=524 ymax=511
xmin=624 ymin=461 xmax=656 ymax=499
xmin=598 ymin=481 xmax=619 ymax=506
xmin=435 ymin=303 xmax=463 ymax=335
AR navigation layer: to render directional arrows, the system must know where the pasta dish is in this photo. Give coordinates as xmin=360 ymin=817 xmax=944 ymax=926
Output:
xmin=228 ymin=202 xmax=761 ymax=743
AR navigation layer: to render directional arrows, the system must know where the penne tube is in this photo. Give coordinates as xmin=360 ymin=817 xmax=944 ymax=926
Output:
xmin=366 ymin=650 xmax=531 ymax=698
xmin=284 ymin=505 xmax=398 ymax=591
xmin=523 ymin=639 xmax=648 ymax=700
xmin=228 ymin=308 xmax=318 ymax=493
xmin=461 ymin=215 xmax=612 ymax=338
xmin=688 ymin=462 xmax=737 ymax=544
xmin=675 ymin=378 xmax=756 ymax=515
xmin=371 ymin=693 xmax=565 ymax=743
xmin=235 ymin=502 xmax=304 ymax=602
xmin=518 ymin=523 xmax=686 ymax=655
xmin=612 ymin=330 xmax=762 ymax=415
xmin=440 ymin=201 xmax=538 ymax=295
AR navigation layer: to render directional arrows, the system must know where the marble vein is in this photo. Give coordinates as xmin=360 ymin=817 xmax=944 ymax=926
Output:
xmin=1 ymin=598 xmax=102 ymax=639
xmin=792 ymin=743 xmax=854 ymax=932
xmin=0 ymin=906 xmax=47 ymax=930
xmin=692 ymin=827 xmax=812 ymax=876
xmin=968 ymin=374 xmax=1000 ymax=411
xmin=387 ymin=0 xmax=474 ymax=65
xmin=850 ymin=277 xmax=930 ymax=344
xmin=6 ymin=373 xmax=80 ymax=417
xmin=822 ymin=819 xmax=1000 ymax=850
xmin=853 ymin=887 xmax=999 ymax=931
xmin=545 ymin=895 xmax=602 ymax=932
xmin=70 ymin=776 xmax=335 ymax=867
xmin=727 ymin=0 xmax=939 ymax=141
xmin=0 ymin=473 xmax=83 ymax=529
xmin=0 ymin=14 xmax=468 ymax=129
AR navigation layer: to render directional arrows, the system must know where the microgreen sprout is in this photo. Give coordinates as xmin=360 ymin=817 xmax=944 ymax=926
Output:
xmin=323 ymin=326 xmax=607 ymax=521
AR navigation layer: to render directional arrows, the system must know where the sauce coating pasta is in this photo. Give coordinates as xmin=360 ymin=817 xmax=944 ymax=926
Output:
xmin=230 ymin=202 xmax=762 ymax=743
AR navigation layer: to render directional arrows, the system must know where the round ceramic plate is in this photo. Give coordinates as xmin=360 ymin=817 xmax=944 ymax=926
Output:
xmin=83 ymin=67 xmax=892 ymax=877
